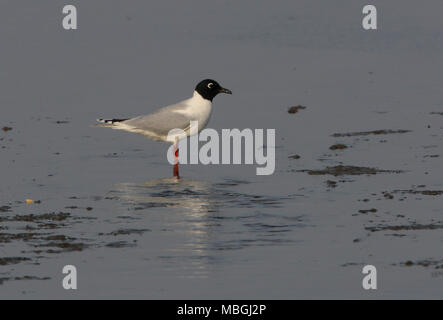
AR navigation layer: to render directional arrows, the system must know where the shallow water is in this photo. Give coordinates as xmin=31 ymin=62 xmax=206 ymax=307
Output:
xmin=1 ymin=1 xmax=443 ymax=298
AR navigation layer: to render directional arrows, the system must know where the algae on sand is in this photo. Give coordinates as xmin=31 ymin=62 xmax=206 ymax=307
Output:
xmin=297 ymin=165 xmax=403 ymax=177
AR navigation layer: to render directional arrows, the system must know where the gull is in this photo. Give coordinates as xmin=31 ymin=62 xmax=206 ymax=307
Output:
xmin=96 ymin=79 xmax=232 ymax=179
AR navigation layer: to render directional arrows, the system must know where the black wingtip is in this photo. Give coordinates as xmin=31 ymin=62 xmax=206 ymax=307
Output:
xmin=97 ymin=118 xmax=129 ymax=124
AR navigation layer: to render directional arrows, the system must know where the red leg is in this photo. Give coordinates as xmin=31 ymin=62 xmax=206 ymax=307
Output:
xmin=173 ymin=145 xmax=180 ymax=179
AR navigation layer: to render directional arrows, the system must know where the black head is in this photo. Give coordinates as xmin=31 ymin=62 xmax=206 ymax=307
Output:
xmin=195 ymin=79 xmax=232 ymax=101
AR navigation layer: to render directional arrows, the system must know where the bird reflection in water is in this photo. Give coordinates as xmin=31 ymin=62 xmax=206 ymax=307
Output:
xmin=108 ymin=178 xmax=218 ymax=278
xmin=110 ymin=178 xmax=214 ymax=215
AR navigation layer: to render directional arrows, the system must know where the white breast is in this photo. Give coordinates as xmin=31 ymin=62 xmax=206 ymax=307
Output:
xmin=174 ymin=91 xmax=212 ymax=132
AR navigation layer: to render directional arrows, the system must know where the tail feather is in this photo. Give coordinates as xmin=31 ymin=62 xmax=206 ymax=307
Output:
xmin=97 ymin=118 xmax=129 ymax=125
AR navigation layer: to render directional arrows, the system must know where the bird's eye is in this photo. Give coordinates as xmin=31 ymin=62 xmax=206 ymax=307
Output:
xmin=207 ymin=83 xmax=213 ymax=89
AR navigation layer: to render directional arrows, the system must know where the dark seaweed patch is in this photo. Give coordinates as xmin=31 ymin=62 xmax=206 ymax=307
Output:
xmin=105 ymin=229 xmax=150 ymax=236
xmin=399 ymin=259 xmax=443 ymax=269
xmin=0 ymin=206 xmax=11 ymax=212
xmin=329 ymin=144 xmax=347 ymax=150
xmin=298 ymin=165 xmax=403 ymax=176
xmin=0 ymin=232 xmax=41 ymax=243
xmin=359 ymin=208 xmax=377 ymax=214
xmin=326 ymin=180 xmax=337 ymax=188
xmin=35 ymin=241 xmax=87 ymax=252
xmin=393 ymin=190 xmax=443 ymax=196
xmin=331 ymin=129 xmax=411 ymax=137
xmin=366 ymin=223 xmax=443 ymax=232
xmin=0 ymin=212 xmax=71 ymax=223
xmin=0 ymin=257 xmax=31 ymax=266
xmin=288 ymin=105 xmax=307 ymax=114
xmin=106 ymin=241 xmax=137 ymax=248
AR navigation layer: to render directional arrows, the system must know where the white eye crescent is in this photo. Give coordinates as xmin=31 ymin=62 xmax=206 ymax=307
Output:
xmin=207 ymin=83 xmax=213 ymax=88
